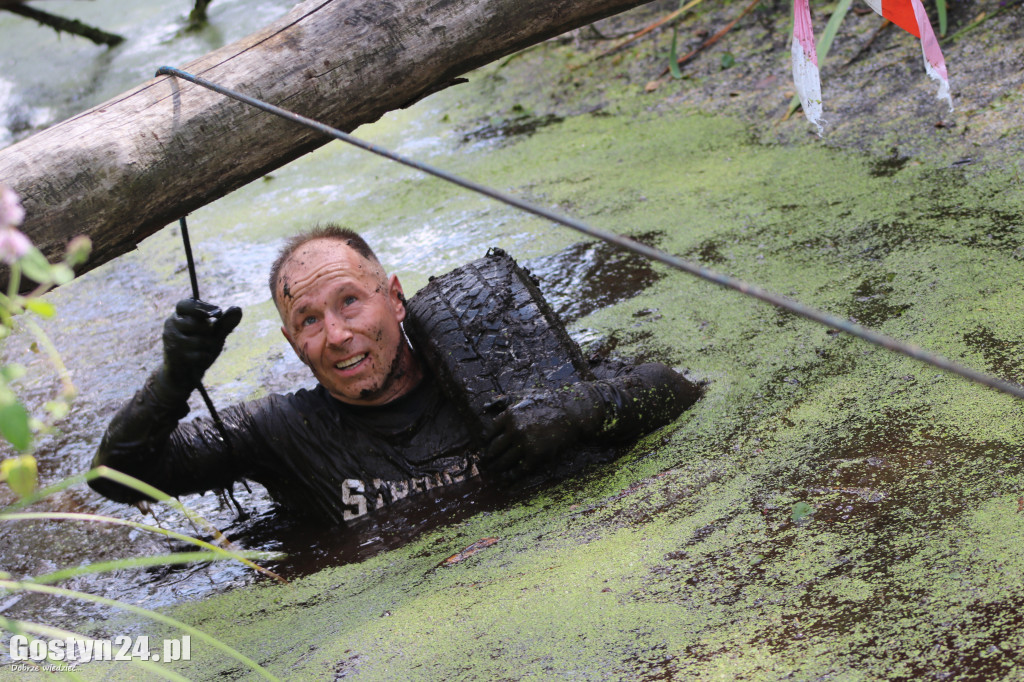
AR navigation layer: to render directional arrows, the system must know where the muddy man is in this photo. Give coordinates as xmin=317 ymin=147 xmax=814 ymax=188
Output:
xmin=90 ymin=225 xmax=701 ymax=524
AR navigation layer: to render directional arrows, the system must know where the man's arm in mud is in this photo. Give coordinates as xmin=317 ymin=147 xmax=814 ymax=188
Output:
xmin=483 ymin=361 xmax=702 ymax=473
xmin=89 ymin=298 xmax=250 ymax=502
xmin=89 ymin=371 xmax=256 ymax=502
xmin=584 ymin=361 xmax=702 ymax=444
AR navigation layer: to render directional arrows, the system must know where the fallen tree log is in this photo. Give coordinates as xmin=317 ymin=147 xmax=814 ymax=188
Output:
xmin=0 ymin=0 xmax=649 ymax=285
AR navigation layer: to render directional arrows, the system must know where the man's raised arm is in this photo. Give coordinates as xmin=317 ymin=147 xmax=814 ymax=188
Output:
xmin=89 ymin=299 xmax=243 ymax=502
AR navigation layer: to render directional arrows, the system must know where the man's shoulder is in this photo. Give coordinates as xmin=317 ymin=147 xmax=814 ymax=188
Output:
xmin=248 ymin=383 xmax=334 ymax=414
xmin=589 ymin=355 xmax=632 ymax=380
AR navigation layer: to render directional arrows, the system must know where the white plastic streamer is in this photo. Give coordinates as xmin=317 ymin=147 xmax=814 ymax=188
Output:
xmin=792 ymin=0 xmax=952 ymax=135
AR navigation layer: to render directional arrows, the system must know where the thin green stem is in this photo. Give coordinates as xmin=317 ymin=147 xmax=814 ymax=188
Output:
xmin=22 ymin=317 xmax=74 ymax=397
xmin=0 ymin=511 xmax=285 ymax=580
xmin=28 ymin=550 xmax=278 ymax=585
xmin=0 ymin=290 xmax=19 ymax=329
xmin=6 ymin=261 xmax=21 ymax=301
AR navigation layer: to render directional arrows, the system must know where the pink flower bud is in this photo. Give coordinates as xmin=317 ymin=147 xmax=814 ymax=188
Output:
xmin=65 ymin=235 xmax=92 ymax=267
xmin=0 ymin=226 xmax=32 ymax=264
xmin=0 ymin=185 xmax=25 ymax=229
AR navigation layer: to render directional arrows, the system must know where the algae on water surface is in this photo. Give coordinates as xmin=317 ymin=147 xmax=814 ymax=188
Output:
xmin=5 ymin=1 xmax=1023 ymax=678
xmin=81 ymin=28 xmax=1024 ymax=679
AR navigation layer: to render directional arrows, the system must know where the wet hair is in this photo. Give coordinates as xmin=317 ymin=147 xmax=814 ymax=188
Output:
xmin=268 ymin=224 xmax=380 ymax=306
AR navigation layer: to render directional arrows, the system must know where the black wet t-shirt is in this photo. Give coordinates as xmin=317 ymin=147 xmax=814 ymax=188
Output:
xmin=92 ymin=360 xmax=699 ymax=524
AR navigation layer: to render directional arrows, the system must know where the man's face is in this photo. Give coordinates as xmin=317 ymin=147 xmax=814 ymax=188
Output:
xmin=276 ymin=239 xmax=420 ymax=406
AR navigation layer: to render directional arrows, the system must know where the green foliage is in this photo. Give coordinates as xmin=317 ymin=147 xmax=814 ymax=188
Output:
xmin=0 ymin=223 xmax=92 ymax=458
xmin=0 ymin=402 xmax=32 ymax=453
xmin=16 ymin=247 xmax=74 ymax=288
xmin=0 ymin=186 xmax=279 ymax=678
xmin=23 ymin=298 xmax=55 ymax=319
xmin=0 ymin=454 xmax=36 ymax=494
xmin=668 ymin=26 xmax=684 ymax=80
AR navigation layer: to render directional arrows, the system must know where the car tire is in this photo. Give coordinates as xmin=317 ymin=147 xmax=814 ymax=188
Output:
xmin=404 ymin=247 xmax=594 ymax=442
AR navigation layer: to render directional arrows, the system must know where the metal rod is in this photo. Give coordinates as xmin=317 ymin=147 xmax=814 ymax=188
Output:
xmin=155 ymin=65 xmax=1024 ymax=401
xmin=179 ymin=216 xmax=201 ymax=300
xmin=176 ymin=213 xmax=231 ymax=438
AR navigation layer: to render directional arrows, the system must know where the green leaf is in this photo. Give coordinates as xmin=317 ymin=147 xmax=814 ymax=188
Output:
xmin=792 ymin=501 xmax=815 ymax=523
xmin=1 ymin=454 xmax=38 ymax=496
xmin=18 ymin=247 xmax=53 ymax=285
xmin=0 ymin=364 xmax=25 ymax=383
xmin=24 ymin=298 xmax=56 ymax=319
xmin=936 ymin=0 xmax=947 ymax=36
xmin=49 ymin=264 xmax=74 ymax=285
xmin=44 ymin=400 xmax=70 ymax=420
xmin=0 ymin=401 xmax=32 ymax=452
xmin=668 ymin=25 xmax=683 ymax=80
xmin=720 ymin=51 xmax=736 ymax=70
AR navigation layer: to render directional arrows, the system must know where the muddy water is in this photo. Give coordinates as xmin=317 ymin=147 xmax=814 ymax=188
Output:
xmin=0 ymin=0 xmax=665 ymax=632
xmin=0 ymin=0 xmax=308 ymax=630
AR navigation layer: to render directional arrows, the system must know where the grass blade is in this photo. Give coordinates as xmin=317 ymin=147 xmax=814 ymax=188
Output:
xmin=668 ymin=26 xmax=683 ymax=79
xmin=1 ymin=510 xmax=286 ymax=582
xmin=28 ymin=551 xmax=279 ymax=585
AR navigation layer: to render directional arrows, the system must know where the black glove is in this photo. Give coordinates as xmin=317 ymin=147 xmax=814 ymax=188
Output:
xmin=159 ymin=298 xmax=242 ymax=394
xmin=482 ymin=384 xmax=605 ymax=476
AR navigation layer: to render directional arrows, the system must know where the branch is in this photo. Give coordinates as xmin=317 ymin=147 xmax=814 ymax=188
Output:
xmin=3 ymin=3 xmax=124 ymax=46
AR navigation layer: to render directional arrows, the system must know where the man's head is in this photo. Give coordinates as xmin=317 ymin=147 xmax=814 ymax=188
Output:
xmin=270 ymin=225 xmax=421 ymax=406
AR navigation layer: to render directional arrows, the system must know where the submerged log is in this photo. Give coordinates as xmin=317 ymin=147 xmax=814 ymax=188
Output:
xmin=0 ymin=0 xmax=648 ymax=284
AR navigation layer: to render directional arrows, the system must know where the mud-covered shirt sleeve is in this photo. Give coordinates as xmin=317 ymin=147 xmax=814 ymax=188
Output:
xmin=89 ymin=371 xmax=279 ymax=503
xmin=89 ymin=371 xmax=474 ymax=516
xmin=584 ymin=361 xmax=702 ymax=444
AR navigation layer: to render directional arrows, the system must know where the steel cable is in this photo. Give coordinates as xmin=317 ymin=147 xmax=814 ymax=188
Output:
xmin=155 ymin=65 xmax=1024 ymax=401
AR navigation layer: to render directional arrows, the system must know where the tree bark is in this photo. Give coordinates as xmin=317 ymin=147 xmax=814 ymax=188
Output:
xmin=0 ymin=0 xmax=649 ymax=284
